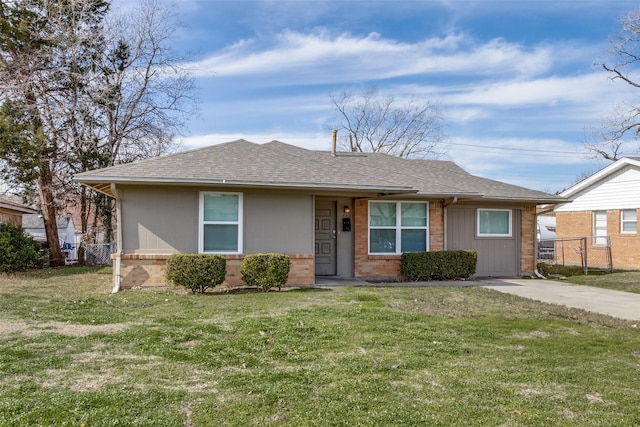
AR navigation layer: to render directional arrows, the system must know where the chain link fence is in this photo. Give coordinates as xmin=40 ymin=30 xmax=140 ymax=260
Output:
xmin=538 ymin=236 xmax=613 ymax=274
xmin=83 ymin=242 xmax=117 ymax=266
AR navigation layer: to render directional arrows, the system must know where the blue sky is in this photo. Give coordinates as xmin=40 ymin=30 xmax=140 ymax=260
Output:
xmin=123 ymin=0 xmax=640 ymax=193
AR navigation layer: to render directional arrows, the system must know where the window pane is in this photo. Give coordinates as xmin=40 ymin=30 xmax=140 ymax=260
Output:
xmin=204 ymin=224 xmax=238 ymax=251
xmin=401 ymin=229 xmax=426 ymax=252
xmin=370 ymin=229 xmax=396 ymax=253
xmin=593 ymin=211 xmax=607 ymax=245
xmin=622 ymin=210 xmax=637 ymax=233
xmin=401 ymin=203 xmax=427 ymax=227
xmin=204 ymin=194 xmax=238 ymax=222
xmin=622 ymin=209 xmax=637 ymax=221
xmin=370 ymin=202 xmax=396 ymax=227
xmin=479 ymin=210 xmax=510 ymax=235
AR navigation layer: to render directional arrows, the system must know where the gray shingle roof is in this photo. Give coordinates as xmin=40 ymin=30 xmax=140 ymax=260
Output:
xmin=74 ymin=139 xmax=563 ymax=203
xmin=22 ymin=214 xmax=72 ymax=230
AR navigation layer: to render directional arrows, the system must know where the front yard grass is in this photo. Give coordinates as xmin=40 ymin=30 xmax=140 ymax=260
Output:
xmin=539 ymin=263 xmax=640 ymax=294
xmin=564 ymin=271 xmax=640 ymax=294
xmin=0 ymin=267 xmax=639 ymax=426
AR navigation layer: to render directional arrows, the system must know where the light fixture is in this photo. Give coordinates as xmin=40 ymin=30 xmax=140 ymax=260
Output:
xmin=344 ymin=205 xmax=351 ymax=214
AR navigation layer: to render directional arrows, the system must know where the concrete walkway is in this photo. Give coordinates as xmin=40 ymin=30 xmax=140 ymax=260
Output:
xmin=316 ymin=277 xmax=640 ymax=322
xmin=479 ymin=278 xmax=640 ymax=322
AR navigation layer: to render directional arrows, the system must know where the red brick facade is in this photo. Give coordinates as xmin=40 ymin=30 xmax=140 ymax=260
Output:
xmin=353 ymin=199 xmax=445 ymax=281
xmin=556 ymin=209 xmax=640 ymax=269
xmin=115 ymin=253 xmax=314 ymax=289
xmin=520 ymin=205 xmax=536 ymax=275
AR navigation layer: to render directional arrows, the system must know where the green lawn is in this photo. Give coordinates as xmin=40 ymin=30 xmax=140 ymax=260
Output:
xmin=1 ymin=267 xmax=639 ymax=426
xmin=565 ymin=271 xmax=640 ymax=294
xmin=538 ymin=263 xmax=640 ymax=294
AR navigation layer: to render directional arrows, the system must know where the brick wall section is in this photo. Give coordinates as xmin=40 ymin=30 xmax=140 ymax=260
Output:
xmin=114 ymin=253 xmax=315 ymax=289
xmin=609 ymin=209 xmax=640 ymax=268
xmin=555 ymin=211 xmax=591 ymax=266
xmin=556 ymin=209 xmax=640 ymax=269
xmin=353 ymin=199 xmax=444 ymax=281
xmin=430 ymin=201 xmax=445 ymax=251
xmin=520 ymin=205 xmax=536 ymax=275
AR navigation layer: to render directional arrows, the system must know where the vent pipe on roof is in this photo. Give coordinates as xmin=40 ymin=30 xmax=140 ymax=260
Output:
xmin=331 ymin=129 xmax=337 ymax=156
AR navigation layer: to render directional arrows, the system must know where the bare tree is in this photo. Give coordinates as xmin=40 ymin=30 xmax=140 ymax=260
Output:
xmin=0 ymin=0 xmax=110 ymax=266
xmin=0 ymin=0 xmax=196 ymax=265
xmin=587 ymin=9 xmax=640 ymax=160
xmin=327 ymin=86 xmax=447 ymax=158
xmin=64 ymin=0 xmax=196 ymax=245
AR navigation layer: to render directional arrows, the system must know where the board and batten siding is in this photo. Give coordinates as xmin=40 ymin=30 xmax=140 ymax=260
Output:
xmin=446 ymin=206 xmax=520 ymax=277
xmin=120 ymin=186 xmax=198 ymax=254
xmin=555 ymin=166 xmax=640 ymax=212
xmin=119 ymin=186 xmax=313 ymax=255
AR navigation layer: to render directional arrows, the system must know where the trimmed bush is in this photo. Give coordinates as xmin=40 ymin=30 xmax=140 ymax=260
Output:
xmin=401 ymin=250 xmax=477 ymax=281
xmin=165 ymin=254 xmax=226 ymax=293
xmin=0 ymin=222 xmax=45 ymax=273
xmin=241 ymin=253 xmax=291 ymax=292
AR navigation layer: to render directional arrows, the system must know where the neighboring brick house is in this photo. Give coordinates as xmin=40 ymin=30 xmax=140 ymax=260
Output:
xmin=74 ymin=139 xmax=562 ymax=291
xmin=554 ymin=157 xmax=640 ymax=270
xmin=0 ymin=196 xmax=37 ymax=225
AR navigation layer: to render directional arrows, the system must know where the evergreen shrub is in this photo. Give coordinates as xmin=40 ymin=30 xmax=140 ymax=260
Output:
xmin=401 ymin=250 xmax=477 ymax=281
xmin=165 ymin=254 xmax=226 ymax=293
xmin=241 ymin=253 xmax=291 ymax=291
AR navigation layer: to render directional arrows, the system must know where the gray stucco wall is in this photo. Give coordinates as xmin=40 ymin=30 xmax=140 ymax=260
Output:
xmin=119 ymin=186 xmax=313 ymax=255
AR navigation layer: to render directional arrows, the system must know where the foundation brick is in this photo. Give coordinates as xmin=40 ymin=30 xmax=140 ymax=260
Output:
xmin=114 ymin=253 xmax=314 ymax=289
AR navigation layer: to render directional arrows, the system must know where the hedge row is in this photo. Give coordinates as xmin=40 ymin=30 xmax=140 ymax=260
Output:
xmin=165 ymin=253 xmax=291 ymax=293
xmin=400 ymin=250 xmax=477 ymax=281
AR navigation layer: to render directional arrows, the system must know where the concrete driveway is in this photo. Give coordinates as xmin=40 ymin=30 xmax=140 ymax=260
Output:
xmin=479 ymin=278 xmax=640 ymax=322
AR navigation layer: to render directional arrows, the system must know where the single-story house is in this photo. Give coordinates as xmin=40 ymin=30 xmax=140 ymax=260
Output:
xmin=554 ymin=157 xmax=640 ymax=269
xmin=0 ymin=196 xmax=37 ymax=225
xmin=22 ymin=214 xmax=80 ymax=260
xmin=74 ymin=139 xmax=563 ymax=290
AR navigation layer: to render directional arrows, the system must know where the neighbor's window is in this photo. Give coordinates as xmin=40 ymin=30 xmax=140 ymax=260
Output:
xmin=369 ymin=201 xmax=428 ymax=254
xmin=593 ymin=210 xmax=607 ymax=246
xmin=621 ymin=209 xmax=637 ymax=234
xmin=477 ymin=209 xmax=512 ymax=237
xmin=199 ymin=192 xmax=243 ymax=253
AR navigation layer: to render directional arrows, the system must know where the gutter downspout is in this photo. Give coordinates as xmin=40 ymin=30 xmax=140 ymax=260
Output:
xmin=442 ymin=197 xmax=457 ymax=250
xmin=111 ymin=183 xmax=123 ymax=293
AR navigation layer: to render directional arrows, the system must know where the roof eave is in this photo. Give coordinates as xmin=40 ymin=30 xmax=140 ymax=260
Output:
xmin=73 ymin=176 xmax=417 ymax=197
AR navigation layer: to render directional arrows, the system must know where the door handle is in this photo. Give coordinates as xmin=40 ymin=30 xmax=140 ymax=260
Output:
xmin=332 ymin=230 xmax=337 ymax=239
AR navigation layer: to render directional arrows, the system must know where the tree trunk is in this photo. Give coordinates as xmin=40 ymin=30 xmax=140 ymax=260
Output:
xmin=77 ymin=186 xmax=89 ymax=266
xmin=37 ymin=155 xmax=64 ymax=267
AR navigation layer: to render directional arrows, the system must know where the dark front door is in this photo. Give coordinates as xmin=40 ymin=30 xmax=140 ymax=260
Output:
xmin=315 ymin=200 xmax=336 ymax=275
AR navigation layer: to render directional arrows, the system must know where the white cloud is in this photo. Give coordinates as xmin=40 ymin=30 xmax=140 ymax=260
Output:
xmin=448 ymin=73 xmax=621 ymax=107
xmin=184 ymin=29 xmax=554 ymax=82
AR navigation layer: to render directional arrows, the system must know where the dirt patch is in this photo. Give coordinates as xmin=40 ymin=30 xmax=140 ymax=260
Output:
xmin=0 ymin=319 xmax=133 ymax=337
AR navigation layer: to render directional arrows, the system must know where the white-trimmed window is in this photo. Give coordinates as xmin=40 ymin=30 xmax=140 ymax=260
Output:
xmin=593 ymin=210 xmax=607 ymax=246
xmin=621 ymin=209 xmax=637 ymax=234
xmin=477 ymin=209 xmax=512 ymax=237
xmin=199 ymin=192 xmax=243 ymax=253
xmin=369 ymin=201 xmax=429 ymax=254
